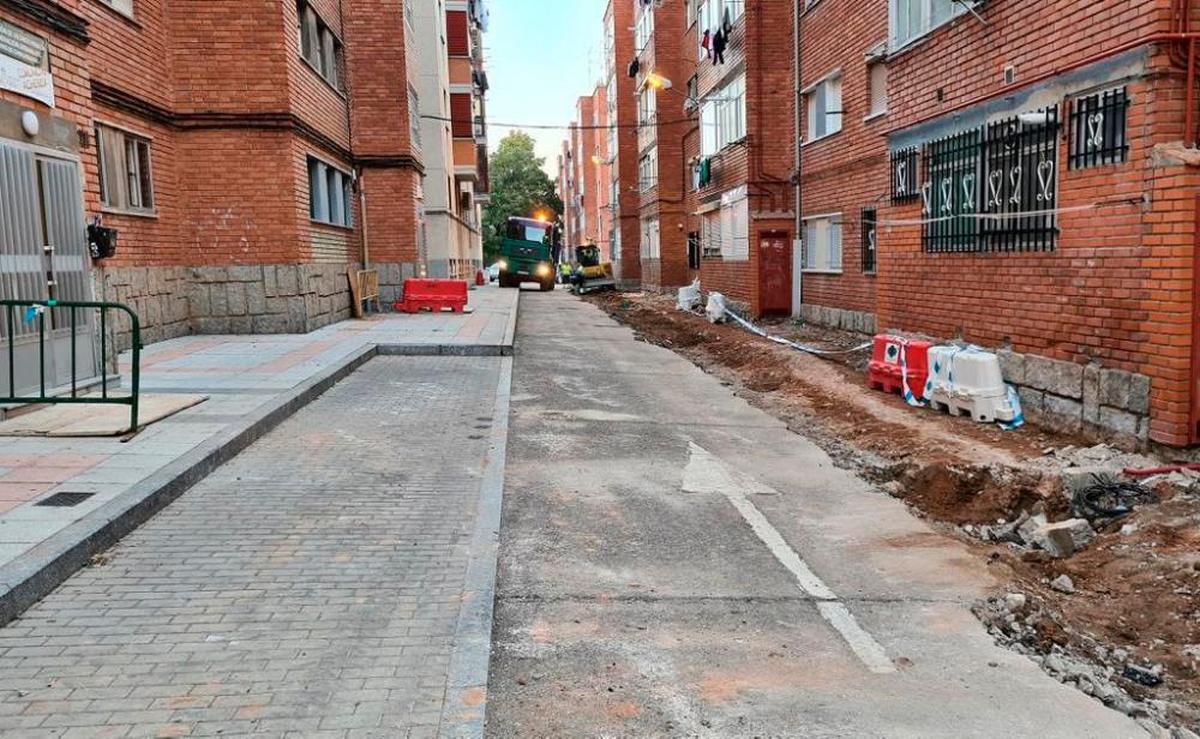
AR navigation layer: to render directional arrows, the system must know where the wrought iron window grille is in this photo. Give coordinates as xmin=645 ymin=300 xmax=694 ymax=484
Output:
xmin=1069 ymin=87 xmax=1130 ymax=169
xmin=920 ymin=105 xmax=1059 ymax=254
xmin=890 ymin=147 xmax=919 ymax=203
xmin=861 ymin=208 xmax=877 ymax=274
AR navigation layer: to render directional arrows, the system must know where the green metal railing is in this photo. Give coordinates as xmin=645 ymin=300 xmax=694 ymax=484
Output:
xmin=0 ymin=299 xmax=141 ymax=432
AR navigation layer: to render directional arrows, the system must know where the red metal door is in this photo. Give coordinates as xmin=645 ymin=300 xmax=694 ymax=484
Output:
xmin=759 ymin=230 xmax=792 ymax=315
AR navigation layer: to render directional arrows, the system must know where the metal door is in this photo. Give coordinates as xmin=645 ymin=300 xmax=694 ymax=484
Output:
xmin=0 ymin=141 xmax=97 ymax=396
xmin=759 ymin=230 xmax=792 ymax=316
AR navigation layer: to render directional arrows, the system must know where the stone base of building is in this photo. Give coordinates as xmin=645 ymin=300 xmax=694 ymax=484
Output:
xmin=799 ymin=303 xmax=878 ymax=335
xmin=95 ymin=263 xmax=389 ymax=351
xmin=1000 ymin=350 xmax=1151 ymax=443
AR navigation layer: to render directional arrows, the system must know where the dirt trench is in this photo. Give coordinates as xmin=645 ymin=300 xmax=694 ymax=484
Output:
xmin=589 ymin=290 xmax=1200 ymax=733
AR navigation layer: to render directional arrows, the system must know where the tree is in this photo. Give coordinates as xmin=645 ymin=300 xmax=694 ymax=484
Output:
xmin=482 ymin=131 xmax=563 ymax=262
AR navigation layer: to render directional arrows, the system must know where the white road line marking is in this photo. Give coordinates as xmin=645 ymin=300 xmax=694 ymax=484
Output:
xmin=816 ymin=601 xmax=897 ymax=675
xmin=683 ymin=443 xmax=897 ymax=674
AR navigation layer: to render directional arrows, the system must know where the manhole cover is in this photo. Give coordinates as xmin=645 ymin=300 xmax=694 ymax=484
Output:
xmin=36 ymin=492 xmax=95 ymax=508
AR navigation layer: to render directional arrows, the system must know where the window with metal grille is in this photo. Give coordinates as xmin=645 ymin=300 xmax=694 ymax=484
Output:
xmin=861 ymin=208 xmax=877 ymax=274
xmin=890 ymin=147 xmax=918 ymax=203
xmin=980 ymin=107 xmax=1058 ymax=252
xmin=923 ymin=127 xmax=981 ymax=253
xmin=919 ymin=106 xmax=1059 ymax=253
xmin=1069 ymin=87 xmax=1129 ymax=169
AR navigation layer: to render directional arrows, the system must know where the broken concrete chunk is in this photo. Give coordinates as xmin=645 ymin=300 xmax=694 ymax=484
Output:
xmin=1031 ymin=518 xmax=1096 ymax=558
xmin=1003 ymin=593 xmax=1027 ymax=611
xmin=1050 ymin=574 xmax=1076 ymax=594
xmin=1017 ymin=513 xmax=1049 ymax=545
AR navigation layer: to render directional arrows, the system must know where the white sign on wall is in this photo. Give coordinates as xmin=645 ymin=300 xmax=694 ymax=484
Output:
xmin=0 ymin=21 xmax=54 ymax=108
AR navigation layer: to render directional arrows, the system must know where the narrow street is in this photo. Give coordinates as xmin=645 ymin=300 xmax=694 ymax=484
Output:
xmin=487 ymin=290 xmax=1143 ymax=737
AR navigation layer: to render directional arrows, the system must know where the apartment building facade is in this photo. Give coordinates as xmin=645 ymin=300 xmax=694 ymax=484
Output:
xmin=591 ymin=82 xmax=614 ymax=262
xmin=0 ymin=0 xmax=463 ymax=388
xmin=420 ymin=0 xmax=490 ymax=280
xmin=603 ymin=0 xmax=641 ymax=285
xmin=786 ymin=0 xmax=1200 ymax=446
xmin=689 ymin=0 xmax=797 ymax=316
xmin=632 ymin=0 xmax=692 ymax=290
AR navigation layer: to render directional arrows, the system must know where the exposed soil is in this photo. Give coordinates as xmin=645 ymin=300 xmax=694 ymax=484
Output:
xmin=589 ymin=290 xmax=1200 ymax=732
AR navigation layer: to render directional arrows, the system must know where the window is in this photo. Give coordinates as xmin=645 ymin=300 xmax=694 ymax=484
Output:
xmin=1069 ymin=87 xmax=1129 ymax=169
xmin=978 ymin=107 xmax=1059 ymax=252
xmin=297 ymin=0 xmax=343 ymax=89
xmin=805 ymin=74 xmax=842 ymax=141
xmin=867 ymin=62 xmax=888 ymax=118
xmin=861 ymin=208 xmax=877 ymax=274
xmin=802 ymin=215 xmax=842 ymax=272
xmin=891 ymin=0 xmax=975 ymax=51
xmin=97 ymin=125 xmax=154 ymax=214
xmin=919 ymin=106 xmax=1059 ymax=253
xmin=641 ymin=218 xmax=660 ymax=259
xmin=409 ymin=87 xmax=421 ymax=146
xmin=639 ymin=147 xmax=658 ymax=192
xmin=100 ymin=0 xmax=134 ymax=16
xmin=638 ymin=86 xmax=657 ymax=125
xmin=635 ymin=7 xmax=654 ymax=53
xmin=697 ymin=0 xmax=744 ymax=45
xmin=308 ymin=156 xmax=354 ymax=227
xmin=699 ymin=73 xmax=746 ymax=156
xmin=699 ymin=186 xmax=749 ymax=261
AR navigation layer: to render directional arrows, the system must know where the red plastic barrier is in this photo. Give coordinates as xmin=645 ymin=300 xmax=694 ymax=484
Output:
xmin=868 ymin=335 xmax=931 ymax=401
xmin=394 ymin=279 xmax=469 ymax=314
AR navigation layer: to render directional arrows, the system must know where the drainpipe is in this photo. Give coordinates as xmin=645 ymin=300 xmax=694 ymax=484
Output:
xmin=793 ymin=0 xmax=803 ymax=315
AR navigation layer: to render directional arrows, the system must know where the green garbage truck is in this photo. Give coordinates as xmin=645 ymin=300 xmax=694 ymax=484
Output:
xmin=496 ymin=217 xmax=558 ymax=291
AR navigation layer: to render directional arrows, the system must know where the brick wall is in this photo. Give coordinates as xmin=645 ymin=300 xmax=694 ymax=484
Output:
xmin=691 ymin=0 xmax=796 ymax=315
xmin=0 ymin=0 xmax=426 ymax=350
xmin=608 ymin=0 xmax=642 ymax=285
xmin=872 ymin=0 xmax=1200 ymax=445
xmin=796 ymin=0 xmax=884 ymax=323
xmin=639 ymin=0 xmax=691 ymax=290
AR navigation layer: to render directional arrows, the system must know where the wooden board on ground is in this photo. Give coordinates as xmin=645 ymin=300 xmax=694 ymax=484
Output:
xmin=348 ymin=270 xmax=364 ymax=318
xmin=0 ymin=394 xmax=207 ymax=437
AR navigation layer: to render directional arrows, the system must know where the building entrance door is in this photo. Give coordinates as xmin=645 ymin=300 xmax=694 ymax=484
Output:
xmin=759 ymin=229 xmax=792 ymax=316
xmin=0 ymin=140 xmax=99 ymax=396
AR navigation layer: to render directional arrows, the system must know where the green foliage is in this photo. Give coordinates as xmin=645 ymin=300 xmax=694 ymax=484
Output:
xmin=482 ymin=131 xmax=563 ymax=262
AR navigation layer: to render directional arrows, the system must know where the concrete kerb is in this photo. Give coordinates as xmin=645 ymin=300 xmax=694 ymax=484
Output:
xmin=0 ymin=319 xmax=518 ymax=628
xmin=438 ymin=355 xmax=513 ymax=738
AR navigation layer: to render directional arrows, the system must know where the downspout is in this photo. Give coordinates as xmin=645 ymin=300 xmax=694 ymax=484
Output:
xmin=793 ymin=0 xmax=803 ymax=315
xmin=337 ymin=0 xmax=369 ymax=269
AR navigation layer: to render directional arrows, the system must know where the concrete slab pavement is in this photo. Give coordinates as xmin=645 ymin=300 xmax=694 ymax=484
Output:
xmin=0 ymin=286 xmax=518 ymax=628
xmin=487 ymin=290 xmax=1146 ymax=738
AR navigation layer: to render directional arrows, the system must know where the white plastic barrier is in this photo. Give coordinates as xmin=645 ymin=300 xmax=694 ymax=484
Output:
xmin=705 ymin=292 xmax=728 ymax=323
xmin=677 ymin=279 xmax=701 ymax=311
xmin=926 ymin=345 xmax=1019 ymax=424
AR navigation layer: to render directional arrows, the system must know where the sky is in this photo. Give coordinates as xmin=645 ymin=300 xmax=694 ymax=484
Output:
xmin=484 ymin=0 xmax=609 ymax=176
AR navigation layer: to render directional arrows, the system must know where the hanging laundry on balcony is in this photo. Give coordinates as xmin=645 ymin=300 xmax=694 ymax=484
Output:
xmin=712 ymin=29 xmax=727 ymax=65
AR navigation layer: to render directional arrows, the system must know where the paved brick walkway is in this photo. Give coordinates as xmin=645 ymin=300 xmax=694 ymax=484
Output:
xmin=0 ymin=286 xmax=516 ymax=606
xmin=0 ymin=356 xmax=504 ymax=737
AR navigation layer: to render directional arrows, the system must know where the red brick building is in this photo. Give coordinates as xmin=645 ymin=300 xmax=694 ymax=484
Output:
xmin=0 ymin=0 xmax=445 ymax=361
xmin=795 ymin=0 xmax=886 ymax=333
xmin=603 ymin=0 xmax=641 ymax=285
xmin=690 ymin=0 xmax=797 ymax=316
xmin=592 ymin=82 xmax=614 ymax=262
xmin=632 ymin=0 xmax=692 ymax=291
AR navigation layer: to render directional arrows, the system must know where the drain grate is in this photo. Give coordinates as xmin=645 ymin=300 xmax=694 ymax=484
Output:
xmin=36 ymin=492 xmax=95 ymax=508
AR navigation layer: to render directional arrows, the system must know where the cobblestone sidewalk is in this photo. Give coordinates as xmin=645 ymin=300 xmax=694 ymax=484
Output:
xmin=0 ymin=356 xmax=507 ymax=738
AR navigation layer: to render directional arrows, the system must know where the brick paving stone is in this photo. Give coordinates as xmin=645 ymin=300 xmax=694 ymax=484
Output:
xmin=0 ymin=357 xmax=501 ymax=737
